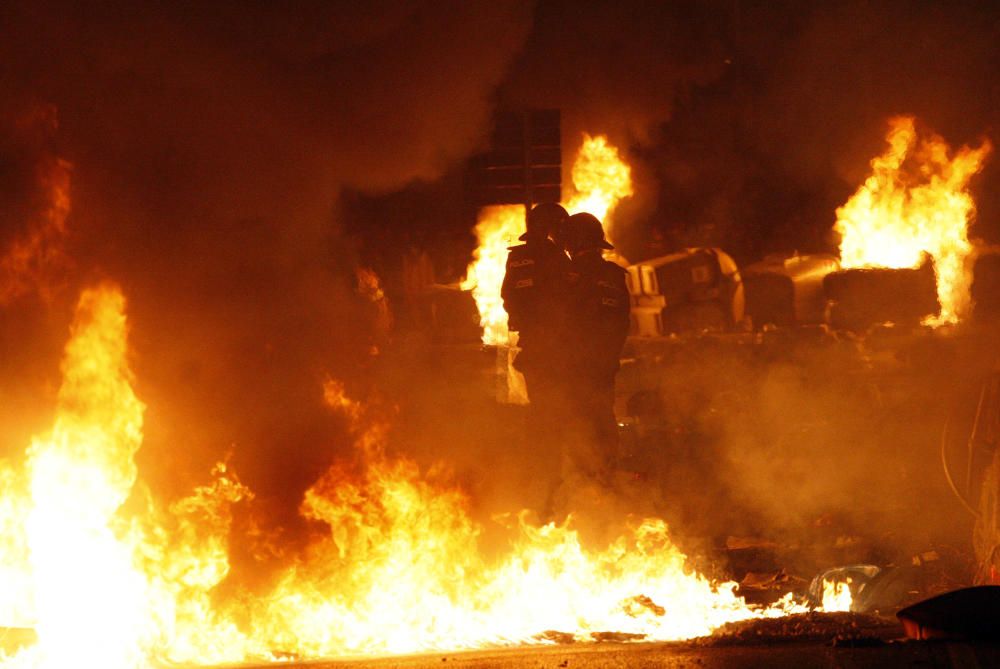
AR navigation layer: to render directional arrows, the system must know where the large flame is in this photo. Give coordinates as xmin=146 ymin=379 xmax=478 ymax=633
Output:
xmin=565 ymin=133 xmax=634 ymax=244
xmin=10 ymin=285 xmax=148 ymax=668
xmin=0 ymin=285 xmax=261 ymax=668
xmin=247 ymin=381 xmax=809 ymax=657
xmin=1 ymin=291 xmax=840 ymax=665
xmin=462 ymin=134 xmax=634 ymax=345
xmin=461 ymin=205 xmax=525 ymax=346
xmin=835 ymin=116 xmax=992 ymax=324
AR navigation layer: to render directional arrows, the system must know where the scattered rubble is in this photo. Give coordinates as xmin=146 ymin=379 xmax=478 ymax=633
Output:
xmin=697 ymin=611 xmax=901 ymax=646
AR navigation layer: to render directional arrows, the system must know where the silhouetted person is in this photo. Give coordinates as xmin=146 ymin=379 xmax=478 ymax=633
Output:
xmin=502 ymin=202 xmax=571 ymax=448
xmin=563 ymin=212 xmax=630 ymax=474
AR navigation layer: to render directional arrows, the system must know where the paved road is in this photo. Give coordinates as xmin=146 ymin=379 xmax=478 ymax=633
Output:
xmin=222 ymin=640 xmax=1000 ymax=669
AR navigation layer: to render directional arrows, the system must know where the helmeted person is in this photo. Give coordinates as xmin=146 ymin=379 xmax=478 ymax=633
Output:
xmin=501 ymin=202 xmax=572 ymax=442
xmin=562 ymin=212 xmax=630 ymax=471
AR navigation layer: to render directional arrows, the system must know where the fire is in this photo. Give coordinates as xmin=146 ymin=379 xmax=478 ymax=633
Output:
xmin=835 ymin=116 xmax=992 ymax=324
xmin=565 ymin=133 xmax=634 ymax=244
xmin=0 ymin=285 xmax=261 ymax=668
xmin=248 ymin=382 xmax=809 ymax=657
xmin=462 ymin=134 xmax=634 ymax=345
xmin=461 ymin=205 xmax=525 ymax=346
xmin=820 ymin=578 xmax=853 ymax=613
xmin=0 ymin=292 xmax=818 ymax=664
xmin=12 ymin=285 xmax=148 ymax=668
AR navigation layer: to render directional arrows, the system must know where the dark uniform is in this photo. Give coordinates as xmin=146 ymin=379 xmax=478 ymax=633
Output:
xmin=502 ymin=233 xmax=571 ymax=414
xmin=567 ymin=250 xmax=630 ymax=456
xmin=562 ymin=213 xmax=630 ymax=474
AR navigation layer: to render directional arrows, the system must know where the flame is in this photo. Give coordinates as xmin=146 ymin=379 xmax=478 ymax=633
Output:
xmin=0 ymin=286 xmax=262 ymax=668
xmin=820 ymin=578 xmax=853 ymax=613
xmin=247 ymin=384 xmax=808 ymax=657
xmin=11 ymin=284 xmax=148 ymax=668
xmin=565 ymin=133 xmax=634 ymax=243
xmin=0 ymin=292 xmax=815 ymax=664
xmin=835 ymin=116 xmax=992 ymax=324
xmin=461 ymin=205 xmax=525 ymax=346
xmin=462 ymin=134 xmax=634 ymax=345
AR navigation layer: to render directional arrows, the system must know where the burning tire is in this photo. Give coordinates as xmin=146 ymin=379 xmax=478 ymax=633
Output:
xmin=823 ymin=265 xmax=939 ymax=331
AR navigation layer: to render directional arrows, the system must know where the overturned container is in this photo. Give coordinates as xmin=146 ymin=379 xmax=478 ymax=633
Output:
xmin=628 ymin=248 xmax=744 ymax=336
xmin=743 ymin=253 xmax=841 ymax=329
xmin=824 ymin=261 xmax=939 ymax=331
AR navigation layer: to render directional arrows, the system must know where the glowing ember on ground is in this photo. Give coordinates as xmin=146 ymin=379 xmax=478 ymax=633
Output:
xmin=835 ymin=116 xmax=992 ymax=325
xmin=462 ymin=134 xmax=634 ymax=345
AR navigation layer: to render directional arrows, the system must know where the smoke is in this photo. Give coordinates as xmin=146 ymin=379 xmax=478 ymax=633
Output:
xmin=499 ymin=1 xmax=729 ymax=255
xmin=0 ymin=1 xmax=532 ymax=516
xmin=652 ymin=0 xmax=1000 ymax=261
xmin=1 ymin=0 xmax=995 ymax=587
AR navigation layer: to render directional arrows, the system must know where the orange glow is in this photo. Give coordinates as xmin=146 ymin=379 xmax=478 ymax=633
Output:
xmin=0 ymin=301 xmax=818 ymax=664
xmin=463 ymin=134 xmax=634 ymax=345
xmin=565 ymin=134 xmax=634 ymax=244
xmin=0 ymin=156 xmax=72 ymax=304
xmin=247 ymin=383 xmax=809 ymax=657
xmin=820 ymin=578 xmax=852 ymax=613
xmin=835 ymin=116 xmax=992 ymax=324
xmin=461 ymin=205 xmax=525 ymax=346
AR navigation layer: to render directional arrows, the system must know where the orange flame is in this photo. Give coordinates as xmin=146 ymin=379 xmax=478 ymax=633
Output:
xmin=461 ymin=205 xmax=525 ymax=346
xmin=835 ymin=116 xmax=992 ymax=324
xmin=463 ymin=134 xmax=634 ymax=345
xmin=0 ymin=291 xmax=814 ymax=663
xmin=0 ymin=286 xmax=263 ymax=667
xmin=565 ymin=133 xmax=634 ymax=244
xmin=820 ymin=578 xmax=852 ymax=613
xmin=247 ymin=383 xmax=808 ymax=657
xmin=14 ymin=285 xmax=148 ymax=668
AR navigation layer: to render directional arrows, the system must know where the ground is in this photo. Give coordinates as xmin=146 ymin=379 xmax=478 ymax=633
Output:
xmin=214 ymin=614 xmax=1000 ymax=669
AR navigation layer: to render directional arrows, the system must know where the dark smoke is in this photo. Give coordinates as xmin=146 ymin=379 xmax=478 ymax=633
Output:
xmin=0 ymin=1 xmax=532 ymax=518
xmin=1 ymin=0 xmax=998 ymax=582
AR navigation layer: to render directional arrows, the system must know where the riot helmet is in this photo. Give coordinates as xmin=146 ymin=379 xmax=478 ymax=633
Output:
xmin=564 ymin=212 xmax=613 ymax=256
xmin=519 ymin=202 xmax=568 ymax=241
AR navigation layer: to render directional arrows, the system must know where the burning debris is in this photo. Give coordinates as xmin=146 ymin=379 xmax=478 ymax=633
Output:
xmin=834 ymin=116 xmax=992 ymax=326
xmin=0 ymin=111 xmax=992 ymax=667
xmin=0 ymin=279 xmax=873 ymax=668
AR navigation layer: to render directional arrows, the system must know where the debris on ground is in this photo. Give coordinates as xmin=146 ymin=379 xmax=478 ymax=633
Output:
xmin=697 ymin=611 xmax=902 ymax=646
